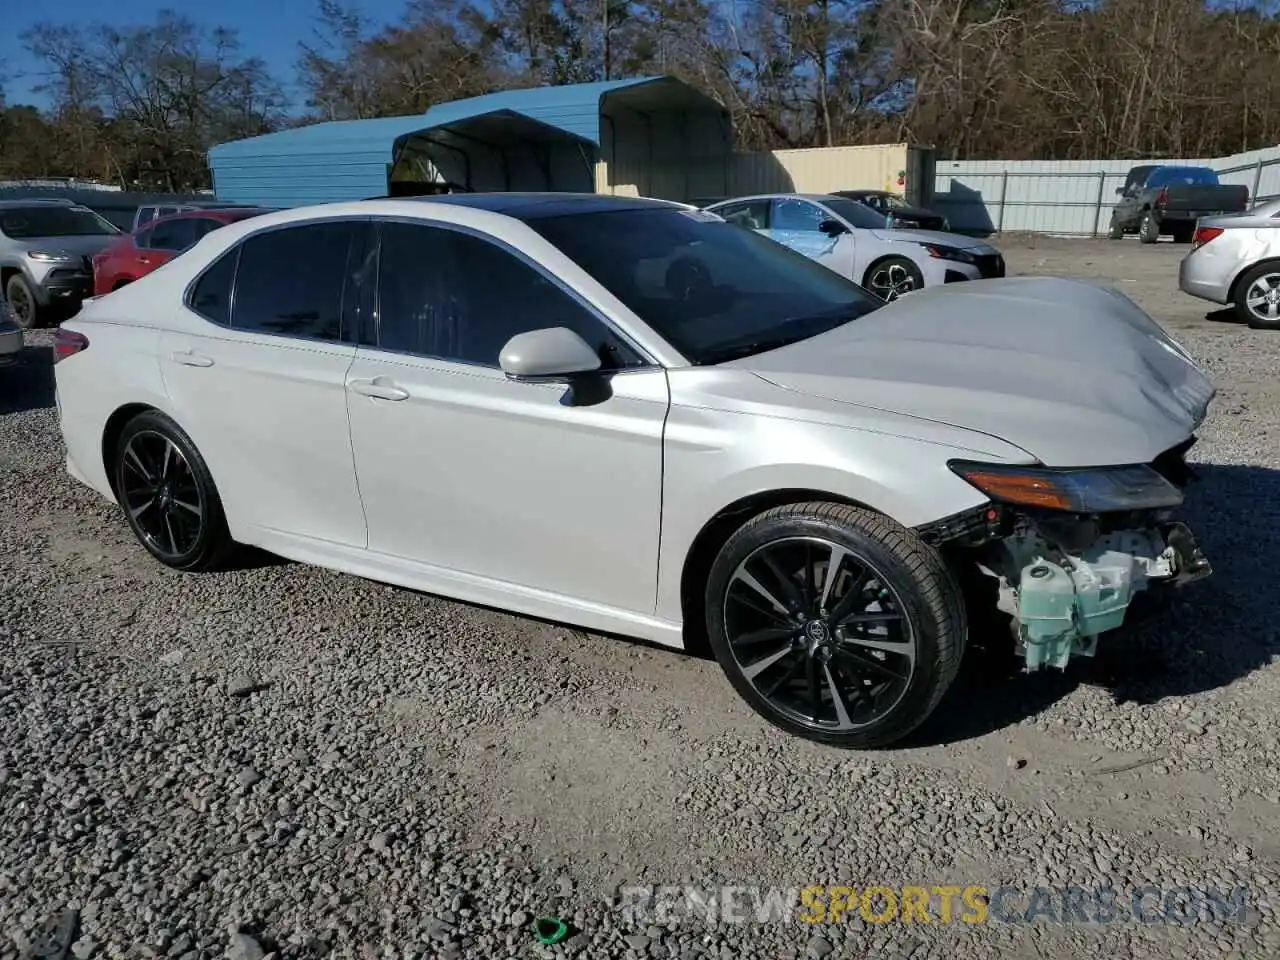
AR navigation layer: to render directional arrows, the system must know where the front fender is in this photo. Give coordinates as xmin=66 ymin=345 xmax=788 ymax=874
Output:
xmin=653 ymin=398 xmax=1010 ymax=624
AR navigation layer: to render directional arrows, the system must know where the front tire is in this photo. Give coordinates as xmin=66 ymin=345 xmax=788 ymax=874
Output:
xmin=704 ymin=502 xmax=965 ymax=749
xmin=1106 ymin=214 xmax=1124 ymax=240
xmin=864 ymin=256 xmax=925 ymax=301
xmin=112 ymin=410 xmax=235 ymax=571
xmin=5 ymin=274 xmax=41 ymax=329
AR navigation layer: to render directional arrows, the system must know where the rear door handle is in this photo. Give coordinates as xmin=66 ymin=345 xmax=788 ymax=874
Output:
xmin=171 ymin=350 xmax=213 ymax=367
xmin=349 ymin=377 xmax=409 ymax=401
xmin=138 ymin=256 xmax=152 ymax=265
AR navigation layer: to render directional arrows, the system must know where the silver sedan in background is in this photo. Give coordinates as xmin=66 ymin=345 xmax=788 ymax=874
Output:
xmin=705 ymin=193 xmax=1004 ymax=301
xmin=1178 ymin=197 xmax=1280 ymax=328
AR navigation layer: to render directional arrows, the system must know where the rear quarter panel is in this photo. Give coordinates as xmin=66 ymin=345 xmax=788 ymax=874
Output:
xmin=55 ymin=314 xmax=170 ymax=502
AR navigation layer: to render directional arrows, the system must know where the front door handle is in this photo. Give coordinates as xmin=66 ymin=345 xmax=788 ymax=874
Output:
xmin=171 ymin=350 xmax=213 ymax=368
xmin=138 ymin=256 xmax=152 ymax=265
xmin=349 ymin=377 xmax=409 ymax=401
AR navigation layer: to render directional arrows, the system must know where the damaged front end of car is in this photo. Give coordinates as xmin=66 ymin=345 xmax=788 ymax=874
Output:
xmin=917 ymin=439 xmax=1212 ymax=672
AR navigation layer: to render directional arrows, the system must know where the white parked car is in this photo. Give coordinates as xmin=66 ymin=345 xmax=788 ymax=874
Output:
xmin=53 ymin=194 xmax=1215 ymax=748
xmin=705 ymin=193 xmax=1004 ymax=300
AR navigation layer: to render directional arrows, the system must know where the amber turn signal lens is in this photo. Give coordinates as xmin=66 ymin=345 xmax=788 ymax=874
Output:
xmin=953 ymin=469 xmax=1074 ymax=510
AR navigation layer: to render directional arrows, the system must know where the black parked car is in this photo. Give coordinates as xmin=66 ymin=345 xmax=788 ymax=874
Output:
xmin=831 ymin=190 xmax=950 ymax=232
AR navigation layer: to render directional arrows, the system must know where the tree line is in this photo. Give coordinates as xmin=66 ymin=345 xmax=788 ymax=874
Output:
xmin=2 ymin=0 xmax=1279 ymax=192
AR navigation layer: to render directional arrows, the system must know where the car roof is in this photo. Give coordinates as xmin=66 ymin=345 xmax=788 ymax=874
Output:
xmin=707 ymin=193 xmax=845 ymax=205
xmin=396 ymin=192 xmax=684 ymax=219
xmin=145 ymin=194 xmax=703 ymax=264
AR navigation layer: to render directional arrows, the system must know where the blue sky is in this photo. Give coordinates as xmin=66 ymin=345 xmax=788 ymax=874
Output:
xmin=0 ymin=0 xmax=407 ymax=110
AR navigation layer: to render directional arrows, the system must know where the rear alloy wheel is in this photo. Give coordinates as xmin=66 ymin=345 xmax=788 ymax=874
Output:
xmin=1139 ymin=212 xmax=1160 ymax=244
xmin=5 ymin=274 xmax=41 ymax=329
xmin=705 ymin=502 xmax=965 ymax=749
xmin=113 ymin=410 xmax=234 ymax=570
xmin=1234 ymin=264 xmax=1280 ymax=329
xmin=865 ymin=256 xmax=924 ymax=301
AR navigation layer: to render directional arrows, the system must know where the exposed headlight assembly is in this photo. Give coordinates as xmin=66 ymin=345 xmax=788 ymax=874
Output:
xmin=948 ymin=461 xmax=1184 ymax=512
xmin=922 ymin=244 xmax=977 ymax=264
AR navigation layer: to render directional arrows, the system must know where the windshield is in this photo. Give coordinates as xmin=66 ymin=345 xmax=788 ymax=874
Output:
xmin=818 ymin=197 xmax=890 ymax=230
xmin=881 ymin=194 xmax=912 ymax=210
xmin=524 ymin=207 xmax=885 ymax=364
xmin=0 ymin=206 xmax=121 ymax=238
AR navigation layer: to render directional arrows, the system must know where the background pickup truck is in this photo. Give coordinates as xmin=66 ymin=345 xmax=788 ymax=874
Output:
xmin=1107 ymin=165 xmax=1250 ymax=244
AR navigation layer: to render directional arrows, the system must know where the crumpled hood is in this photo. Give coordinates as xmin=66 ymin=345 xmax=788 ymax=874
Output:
xmin=727 ymin=276 xmax=1216 ymax=467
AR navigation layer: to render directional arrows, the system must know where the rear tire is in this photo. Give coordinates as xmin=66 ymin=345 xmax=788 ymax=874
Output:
xmin=704 ymin=502 xmax=966 ymax=749
xmin=1234 ymin=263 xmax=1280 ymax=329
xmin=1139 ymin=212 xmax=1160 ymax=244
xmin=112 ymin=410 xmax=235 ymax=571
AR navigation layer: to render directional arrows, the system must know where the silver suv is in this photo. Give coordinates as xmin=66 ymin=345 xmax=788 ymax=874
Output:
xmin=0 ymin=199 xmax=123 ymax=328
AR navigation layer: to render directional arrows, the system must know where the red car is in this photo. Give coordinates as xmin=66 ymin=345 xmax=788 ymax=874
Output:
xmin=92 ymin=207 xmax=272 ymax=296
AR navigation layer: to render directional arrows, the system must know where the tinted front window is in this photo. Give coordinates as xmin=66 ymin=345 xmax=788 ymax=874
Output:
xmin=0 ymin=206 xmax=120 ymax=238
xmin=374 ymin=221 xmax=642 ymax=369
xmin=524 ymin=207 xmax=884 ymax=364
xmin=772 ymin=199 xmax=826 ymax=232
xmin=231 ymin=222 xmax=354 ymax=340
xmin=189 ymin=248 xmax=238 ymax=325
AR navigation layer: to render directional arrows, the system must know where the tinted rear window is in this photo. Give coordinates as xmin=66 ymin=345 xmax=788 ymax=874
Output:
xmin=1148 ymin=167 xmax=1219 ymax=188
xmin=230 ymin=221 xmax=355 ymax=340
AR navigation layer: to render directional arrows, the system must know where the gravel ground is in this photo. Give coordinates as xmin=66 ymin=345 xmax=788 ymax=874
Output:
xmin=3 ymin=235 xmax=1280 ymax=960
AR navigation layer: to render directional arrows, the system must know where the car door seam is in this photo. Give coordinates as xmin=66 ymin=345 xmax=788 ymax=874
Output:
xmin=342 ymin=349 xmax=371 ymax=550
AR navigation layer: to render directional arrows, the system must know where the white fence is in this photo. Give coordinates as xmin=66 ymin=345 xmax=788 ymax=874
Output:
xmin=932 ymin=145 xmax=1280 ymax=236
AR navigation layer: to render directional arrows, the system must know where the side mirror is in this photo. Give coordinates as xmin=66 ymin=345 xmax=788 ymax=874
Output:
xmin=499 ymin=326 xmax=602 ymax=382
xmin=1115 ymin=187 xmax=1126 ymax=196
xmin=818 ymin=218 xmax=848 ymax=237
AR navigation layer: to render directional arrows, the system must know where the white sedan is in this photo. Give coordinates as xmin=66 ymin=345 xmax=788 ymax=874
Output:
xmin=705 ymin=193 xmax=1004 ymax=300
xmin=53 ymin=194 xmax=1215 ymax=749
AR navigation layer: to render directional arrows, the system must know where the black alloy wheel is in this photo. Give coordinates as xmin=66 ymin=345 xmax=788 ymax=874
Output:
xmin=5 ymin=275 xmax=40 ymax=329
xmin=706 ymin=502 xmax=965 ymax=749
xmin=113 ymin=410 xmax=234 ymax=570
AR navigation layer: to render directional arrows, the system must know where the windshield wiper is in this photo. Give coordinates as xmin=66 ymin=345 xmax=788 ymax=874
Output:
xmin=697 ymin=305 xmax=873 ymax=365
xmin=695 ymin=334 xmax=812 ymax=365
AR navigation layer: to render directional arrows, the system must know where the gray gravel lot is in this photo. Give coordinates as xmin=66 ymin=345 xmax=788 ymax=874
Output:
xmin=3 ymin=234 xmax=1280 ymax=959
